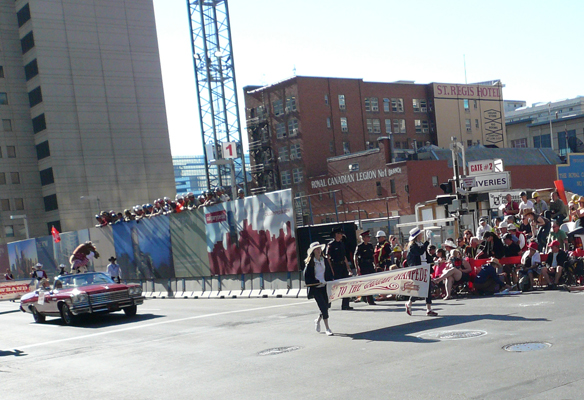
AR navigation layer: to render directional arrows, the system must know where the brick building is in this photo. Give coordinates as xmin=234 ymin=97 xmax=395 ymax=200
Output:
xmin=243 ymin=76 xmax=507 ymax=210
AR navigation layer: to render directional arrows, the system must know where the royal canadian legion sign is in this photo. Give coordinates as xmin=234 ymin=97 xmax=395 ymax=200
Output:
xmin=310 ymin=167 xmax=402 ymax=189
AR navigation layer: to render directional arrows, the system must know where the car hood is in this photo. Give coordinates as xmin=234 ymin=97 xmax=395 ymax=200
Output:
xmin=71 ymin=283 xmax=129 ymax=295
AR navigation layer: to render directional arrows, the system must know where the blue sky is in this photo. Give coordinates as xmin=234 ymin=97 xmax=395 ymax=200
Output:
xmin=152 ymin=0 xmax=584 ymax=156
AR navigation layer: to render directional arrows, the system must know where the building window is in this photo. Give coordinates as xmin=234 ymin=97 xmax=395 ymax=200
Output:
xmin=383 ymin=98 xmax=390 ymax=112
xmin=40 ymin=167 xmax=54 ymax=186
xmin=285 ymin=96 xmax=296 ymax=112
xmin=44 ymin=194 xmax=58 ymax=211
xmin=463 ymin=99 xmax=470 ymax=112
xmin=422 ymin=120 xmax=429 ymax=133
xmin=366 ymin=119 xmax=381 ymax=133
xmin=366 ymin=141 xmax=378 ymax=149
xmin=280 ymin=170 xmax=291 ymax=187
xmin=2 ymin=119 xmax=12 ymax=131
xmin=292 ymin=167 xmax=303 ymax=184
xmin=0 ymin=66 xmax=4 ymax=78
xmin=273 ymin=99 xmax=283 ymax=116
xmin=14 ymin=198 xmax=24 ymax=210
xmin=475 ymin=119 xmax=479 ymax=128
xmin=415 ymin=120 xmax=422 ymax=134
xmin=324 ymin=94 xmax=328 ymax=105
xmin=338 ymin=94 xmax=345 ymax=110
xmin=393 ymin=119 xmax=406 ymax=134
xmin=20 ymin=31 xmax=35 ymax=54
xmin=329 ymin=141 xmax=334 ymax=154
xmin=4 ymin=225 xmax=14 ymax=238
xmin=534 ymin=134 xmax=551 ymax=148
xmin=390 ymin=179 xmax=396 ymax=194
xmin=474 ymin=100 xmax=478 ymax=109
xmin=391 ymin=98 xmax=404 ymax=112
xmin=0 ymin=173 xmax=5 ymax=185
xmin=28 ymin=86 xmax=43 ymax=107
xmin=0 ymin=93 xmax=8 ymax=105
xmin=365 ymin=97 xmax=378 ymax=112
xmin=376 ymin=181 xmax=382 ymax=197
xmin=403 ymin=140 xmax=409 ymax=149
xmin=340 ymin=117 xmax=348 ymax=132
xmin=290 ymin=143 xmax=302 ymax=160
xmin=10 ymin=172 xmax=20 ymax=184
xmin=465 ymin=119 xmax=472 ymax=132
xmin=288 ymin=119 xmax=299 ymax=136
xmin=32 ymin=114 xmax=46 ymax=133
xmin=24 ymin=59 xmax=38 ymax=81
xmin=278 ymin=146 xmax=289 ymax=162
xmin=7 ymin=146 xmax=16 ymax=158
xmin=1 ymin=199 xmax=10 ymax=211
xmin=17 ymin=4 xmax=31 ymax=27
xmin=36 ymin=141 xmax=50 ymax=160
xmin=413 ymin=99 xmax=427 ymax=112
xmin=511 ymin=138 xmax=528 ymax=148
xmin=467 ymin=140 xmax=473 ymax=147
xmin=385 ymin=119 xmax=392 ymax=134
xmin=343 ymin=141 xmax=350 ymax=154
xmin=275 ymin=122 xmax=286 ymax=139
xmin=394 ymin=141 xmax=401 ymax=149
xmin=326 ymin=117 xmax=331 ymax=128
xmin=432 ymin=176 xmax=439 ymax=187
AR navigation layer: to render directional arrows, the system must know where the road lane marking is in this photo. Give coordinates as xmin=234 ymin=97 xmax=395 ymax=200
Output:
xmin=6 ymin=300 xmax=312 ymax=351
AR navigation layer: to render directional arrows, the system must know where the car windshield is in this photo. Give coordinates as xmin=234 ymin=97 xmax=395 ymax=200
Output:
xmin=55 ymin=273 xmax=114 ymax=289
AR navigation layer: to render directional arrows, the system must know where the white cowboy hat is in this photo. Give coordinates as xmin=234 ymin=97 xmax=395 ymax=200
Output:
xmin=443 ymin=239 xmax=457 ymax=248
xmin=409 ymin=227 xmax=422 ymax=241
xmin=306 ymin=241 xmax=326 ymax=258
xmin=499 ymin=221 xmax=508 ymax=229
xmin=375 ymin=230 xmax=386 ymax=238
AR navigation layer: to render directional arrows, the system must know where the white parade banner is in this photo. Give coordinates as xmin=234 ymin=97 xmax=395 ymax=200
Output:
xmin=327 ymin=264 xmax=430 ymax=302
xmin=0 ymin=279 xmax=35 ymax=301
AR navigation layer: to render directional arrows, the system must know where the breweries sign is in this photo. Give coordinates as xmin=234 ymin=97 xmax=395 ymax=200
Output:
xmin=310 ymin=167 xmax=402 ymax=189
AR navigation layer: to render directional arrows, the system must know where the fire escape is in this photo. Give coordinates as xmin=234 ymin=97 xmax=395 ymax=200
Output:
xmin=247 ymin=103 xmax=277 ymax=195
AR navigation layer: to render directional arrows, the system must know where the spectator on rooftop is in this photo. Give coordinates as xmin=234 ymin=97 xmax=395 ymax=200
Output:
xmin=237 ymin=189 xmax=245 ymax=200
xmin=216 ymin=187 xmax=230 ymax=202
xmin=532 ymin=191 xmax=548 ymax=216
xmin=124 ymin=209 xmax=135 ymax=222
xmin=503 ymin=193 xmax=519 ymax=216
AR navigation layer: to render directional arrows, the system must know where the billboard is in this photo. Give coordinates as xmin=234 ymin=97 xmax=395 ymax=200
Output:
xmin=206 ymin=189 xmax=297 ymax=275
xmin=170 ymin=210 xmax=210 ymax=278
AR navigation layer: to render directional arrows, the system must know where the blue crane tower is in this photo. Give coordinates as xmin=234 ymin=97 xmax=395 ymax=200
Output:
xmin=186 ymin=0 xmax=247 ymax=195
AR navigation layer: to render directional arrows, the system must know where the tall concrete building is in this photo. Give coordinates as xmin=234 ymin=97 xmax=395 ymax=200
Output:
xmin=0 ymin=0 xmax=175 ymax=242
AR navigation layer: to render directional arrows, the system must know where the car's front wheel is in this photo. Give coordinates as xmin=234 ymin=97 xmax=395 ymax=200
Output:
xmin=31 ymin=306 xmax=45 ymax=323
xmin=60 ymin=303 xmax=76 ymax=326
xmin=123 ymin=305 xmax=137 ymax=317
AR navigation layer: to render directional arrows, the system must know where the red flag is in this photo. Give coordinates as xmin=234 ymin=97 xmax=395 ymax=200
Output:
xmin=51 ymin=226 xmax=61 ymax=243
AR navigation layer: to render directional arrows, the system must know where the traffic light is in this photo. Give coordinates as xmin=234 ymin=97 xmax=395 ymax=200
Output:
xmin=440 ymin=180 xmax=454 ymax=194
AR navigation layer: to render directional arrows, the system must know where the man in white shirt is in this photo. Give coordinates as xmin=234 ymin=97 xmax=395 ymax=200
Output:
xmin=476 ymin=217 xmax=491 ymax=239
xmin=519 ymin=242 xmax=541 ymax=289
xmin=518 ymin=191 xmax=534 ymax=215
xmin=107 ymin=257 xmax=121 ymax=283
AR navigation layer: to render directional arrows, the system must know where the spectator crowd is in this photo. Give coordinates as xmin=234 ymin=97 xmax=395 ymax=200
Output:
xmin=360 ymin=190 xmax=584 ymax=299
xmin=93 ymin=187 xmax=246 ymax=228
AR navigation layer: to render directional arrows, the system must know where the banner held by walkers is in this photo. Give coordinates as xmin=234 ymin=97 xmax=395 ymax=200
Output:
xmin=327 ymin=264 xmax=431 ymax=302
xmin=0 ymin=279 xmax=35 ymax=301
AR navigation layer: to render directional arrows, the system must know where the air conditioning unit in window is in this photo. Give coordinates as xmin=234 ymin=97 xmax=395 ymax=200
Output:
xmin=466 ymin=128 xmax=472 ymax=132
xmin=341 ymin=127 xmax=348 ymax=132
xmin=339 ymin=105 xmax=346 ymax=110
xmin=349 ymin=163 xmax=359 ymax=172
xmin=421 ymin=107 xmax=427 ymax=112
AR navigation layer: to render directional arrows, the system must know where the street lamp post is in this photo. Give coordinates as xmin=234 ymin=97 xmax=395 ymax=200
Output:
xmin=10 ymin=214 xmax=29 ymax=239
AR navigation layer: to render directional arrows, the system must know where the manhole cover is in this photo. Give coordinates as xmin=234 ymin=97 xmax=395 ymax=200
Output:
xmin=418 ymin=330 xmax=487 ymax=340
xmin=258 ymin=346 xmax=301 ymax=356
xmin=503 ymin=342 xmax=551 ymax=352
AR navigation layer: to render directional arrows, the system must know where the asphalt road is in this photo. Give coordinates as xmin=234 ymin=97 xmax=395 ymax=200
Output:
xmin=2 ymin=291 xmax=584 ymax=400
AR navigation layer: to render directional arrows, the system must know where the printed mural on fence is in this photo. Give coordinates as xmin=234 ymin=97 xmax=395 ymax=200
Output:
xmin=205 ymin=189 xmax=297 ymax=275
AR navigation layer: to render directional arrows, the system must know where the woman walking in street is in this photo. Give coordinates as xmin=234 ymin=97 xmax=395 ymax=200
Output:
xmin=405 ymin=227 xmax=438 ymax=316
xmin=304 ymin=241 xmax=335 ymax=336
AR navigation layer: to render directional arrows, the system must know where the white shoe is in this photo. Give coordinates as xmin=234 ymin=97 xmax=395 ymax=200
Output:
xmin=314 ymin=318 xmax=321 ymax=333
xmin=325 ymin=329 xmax=333 ymax=336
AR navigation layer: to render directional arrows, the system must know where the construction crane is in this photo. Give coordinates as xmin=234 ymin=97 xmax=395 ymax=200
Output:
xmin=186 ymin=0 xmax=248 ymax=195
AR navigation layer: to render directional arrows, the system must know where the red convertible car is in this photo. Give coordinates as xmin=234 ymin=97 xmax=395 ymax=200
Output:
xmin=20 ymin=272 xmax=144 ymax=325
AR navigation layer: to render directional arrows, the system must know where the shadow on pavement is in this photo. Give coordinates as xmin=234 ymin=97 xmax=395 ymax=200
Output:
xmin=39 ymin=312 xmax=163 ymax=329
xmin=339 ymin=313 xmax=549 ymax=343
xmin=0 ymin=349 xmax=27 ymax=357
